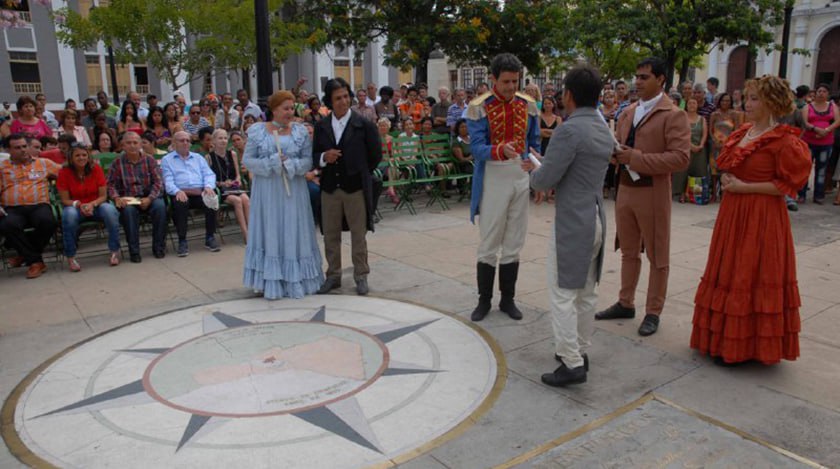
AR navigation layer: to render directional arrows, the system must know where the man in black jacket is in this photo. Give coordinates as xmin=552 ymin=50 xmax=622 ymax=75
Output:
xmin=312 ymin=78 xmax=382 ymax=295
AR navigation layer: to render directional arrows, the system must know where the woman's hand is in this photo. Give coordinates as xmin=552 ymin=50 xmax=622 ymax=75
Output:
xmin=80 ymin=203 xmax=95 ymax=217
xmin=720 ymin=173 xmax=742 ymax=193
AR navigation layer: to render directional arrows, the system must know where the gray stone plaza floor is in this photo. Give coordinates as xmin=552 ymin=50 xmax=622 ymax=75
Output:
xmin=1 ymin=195 xmax=838 ymax=468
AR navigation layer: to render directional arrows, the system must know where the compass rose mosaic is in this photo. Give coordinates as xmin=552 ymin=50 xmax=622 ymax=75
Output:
xmin=4 ymin=296 xmax=503 ymax=468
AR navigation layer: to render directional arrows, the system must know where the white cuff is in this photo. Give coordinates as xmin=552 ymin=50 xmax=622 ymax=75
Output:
xmin=319 ymin=152 xmax=327 ymax=168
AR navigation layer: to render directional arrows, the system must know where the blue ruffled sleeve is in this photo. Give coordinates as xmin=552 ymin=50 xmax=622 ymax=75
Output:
xmin=282 ymin=123 xmax=313 ymax=177
xmin=242 ymin=124 xmax=281 ymax=177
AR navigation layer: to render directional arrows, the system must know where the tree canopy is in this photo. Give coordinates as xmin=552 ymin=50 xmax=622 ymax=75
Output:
xmin=34 ymin=0 xmax=790 ymax=91
xmin=50 ymin=0 xmax=324 ymax=92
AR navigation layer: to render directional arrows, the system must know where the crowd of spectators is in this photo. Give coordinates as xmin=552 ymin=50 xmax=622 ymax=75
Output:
xmin=1 ymin=72 xmax=838 ymax=278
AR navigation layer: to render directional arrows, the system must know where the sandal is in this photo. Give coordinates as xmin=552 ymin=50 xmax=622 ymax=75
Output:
xmin=109 ymin=252 xmax=120 ymax=267
xmin=68 ymin=258 xmax=81 ymax=272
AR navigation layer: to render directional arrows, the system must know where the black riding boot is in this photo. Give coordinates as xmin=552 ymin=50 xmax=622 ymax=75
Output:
xmin=470 ymin=262 xmax=495 ymax=321
xmin=498 ymin=262 xmax=523 ymax=320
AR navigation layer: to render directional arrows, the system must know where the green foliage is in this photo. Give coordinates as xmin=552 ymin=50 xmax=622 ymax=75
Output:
xmin=560 ymin=0 xmax=786 ymax=87
xmin=447 ymin=0 xmax=564 ymax=73
xmin=51 ymin=0 xmax=325 ymax=91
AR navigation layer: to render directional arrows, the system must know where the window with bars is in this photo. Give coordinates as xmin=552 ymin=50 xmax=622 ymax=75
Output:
xmin=473 ymin=68 xmax=486 ymax=88
xmin=462 ymin=68 xmax=473 ymax=90
xmin=203 ymin=72 xmax=213 ymax=95
xmin=449 ymin=70 xmax=458 ymax=90
xmin=9 ymin=51 xmax=41 ymax=94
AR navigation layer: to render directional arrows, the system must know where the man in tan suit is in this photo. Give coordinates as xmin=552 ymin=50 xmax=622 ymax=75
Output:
xmin=595 ymin=57 xmax=690 ymax=336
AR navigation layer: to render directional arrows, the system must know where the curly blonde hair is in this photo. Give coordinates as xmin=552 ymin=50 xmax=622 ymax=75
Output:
xmin=744 ymin=75 xmax=795 ymax=118
xmin=267 ymin=90 xmax=295 ymax=111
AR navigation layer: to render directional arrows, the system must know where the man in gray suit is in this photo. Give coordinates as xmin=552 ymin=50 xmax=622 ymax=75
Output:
xmin=523 ymin=65 xmax=614 ymax=387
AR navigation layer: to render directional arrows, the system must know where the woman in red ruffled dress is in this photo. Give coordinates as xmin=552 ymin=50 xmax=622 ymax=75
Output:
xmin=691 ymin=75 xmax=811 ymax=366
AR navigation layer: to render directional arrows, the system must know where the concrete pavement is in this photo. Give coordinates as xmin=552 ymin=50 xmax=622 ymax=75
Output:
xmin=1 ymin=196 xmax=838 ymax=467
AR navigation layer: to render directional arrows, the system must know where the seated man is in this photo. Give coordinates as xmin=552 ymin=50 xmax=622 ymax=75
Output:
xmin=108 ymin=132 xmax=167 ymax=262
xmin=160 ymin=131 xmax=219 ymax=257
xmin=0 ymin=134 xmax=61 ymax=278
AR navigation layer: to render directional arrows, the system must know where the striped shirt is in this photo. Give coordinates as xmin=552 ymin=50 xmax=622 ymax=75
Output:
xmin=446 ymin=102 xmax=467 ymax=128
xmin=0 ymin=157 xmax=61 ymax=207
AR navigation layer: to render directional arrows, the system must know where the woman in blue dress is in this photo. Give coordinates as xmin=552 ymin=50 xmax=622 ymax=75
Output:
xmin=242 ymin=90 xmax=324 ymax=299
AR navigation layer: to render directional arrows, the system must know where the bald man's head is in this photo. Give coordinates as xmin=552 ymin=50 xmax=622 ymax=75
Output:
xmin=173 ymin=131 xmax=192 ymax=155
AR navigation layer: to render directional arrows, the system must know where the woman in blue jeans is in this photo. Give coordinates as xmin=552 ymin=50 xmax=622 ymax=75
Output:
xmin=57 ymin=145 xmax=121 ymax=271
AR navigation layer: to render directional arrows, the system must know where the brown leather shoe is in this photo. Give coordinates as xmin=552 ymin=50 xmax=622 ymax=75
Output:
xmin=8 ymin=256 xmax=25 ymax=268
xmin=26 ymin=262 xmax=47 ymax=279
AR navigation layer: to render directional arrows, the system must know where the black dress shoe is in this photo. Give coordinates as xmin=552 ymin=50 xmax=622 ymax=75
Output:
xmin=129 ymin=253 xmax=142 ymax=263
xmin=153 ymin=250 xmax=166 ymax=259
xmin=355 ymin=277 xmax=369 ymax=296
xmin=541 ymin=363 xmax=587 ymax=387
xmin=555 ymin=352 xmax=589 ymax=372
xmin=638 ymin=314 xmax=660 ymax=336
xmin=317 ymin=277 xmax=341 ymax=294
xmin=595 ymin=302 xmax=636 ymax=320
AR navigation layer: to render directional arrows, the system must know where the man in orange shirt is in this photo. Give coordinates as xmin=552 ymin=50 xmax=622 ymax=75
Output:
xmin=398 ymin=87 xmax=424 ymax=125
xmin=0 ymin=134 xmax=61 ymax=278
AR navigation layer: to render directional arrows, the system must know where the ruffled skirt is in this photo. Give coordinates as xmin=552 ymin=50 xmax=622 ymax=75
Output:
xmin=690 ymin=193 xmax=801 ymax=364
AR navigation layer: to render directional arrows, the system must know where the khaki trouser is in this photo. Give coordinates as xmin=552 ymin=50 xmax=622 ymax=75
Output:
xmin=548 ymin=207 xmax=602 ymax=369
xmin=477 ymin=161 xmax=530 ymax=266
xmin=615 ymin=184 xmax=669 ymax=315
xmin=322 ymin=189 xmax=369 ymax=280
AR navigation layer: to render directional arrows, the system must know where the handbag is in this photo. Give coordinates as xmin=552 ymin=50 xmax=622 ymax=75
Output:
xmin=686 ymin=176 xmax=710 ymax=205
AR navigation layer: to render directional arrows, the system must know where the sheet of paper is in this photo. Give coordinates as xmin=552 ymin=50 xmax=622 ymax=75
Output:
xmin=597 ymin=111 xmax=640 ymax=181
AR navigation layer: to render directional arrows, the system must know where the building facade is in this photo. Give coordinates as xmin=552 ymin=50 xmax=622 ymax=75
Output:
xmin=0 ymin=0 xmax=405 ymax=111
xmin=698 ymin=0 xmax=840 ymax=93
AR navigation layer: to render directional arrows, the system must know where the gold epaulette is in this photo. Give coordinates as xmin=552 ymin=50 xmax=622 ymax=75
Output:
xmin=466 ymin=92 xmax=493 ymax=120
xmin=469 ymin=91 xmax=493 ymax=107
xmin=515 ymin=91 xmax=535 ymax=103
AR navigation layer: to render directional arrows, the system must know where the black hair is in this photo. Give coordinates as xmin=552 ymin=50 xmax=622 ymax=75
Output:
xmin=707 ymin=77 xmax=720 ymax=87
xmin=83 ymin=97 xmax=96 ymax=108
xmin=39 ymin=136 xmax=57 ymax=146
xmin=379 ymin=86 xmax=394 ymax=100
xmin=420 ymin=116 xmax=433 ymax=127
xmin=795 ymin=85 xmax=810 ymax=99
xmin=563 ymin=65 xmax=602 ymax=108
xmin=198 ymin=126 xmax=215 ymax=141
xmin=146 ymin=94 xmax=157 ymax=102
xmin=615 ymin=80 xmax=626 ymax=87
xmin=307 ymin=95 xmax=321 ymax=109
xmin=715 ymin=92 xmax=733 ymax=109
xmin=119 ymin=99 xmax=137 ymax=124
xmin=140 ymin=131 xmax=156 ymax=143
xmin=816 ymin=83 xmax=831 ymax=93
xmin=322 ymin=77 xmax=354 ymax=110
xmin=57 ymin=134 xmax=77 ymax=146
xmin=454 ymin=118 xmax=468 ymax=134
xmin=4 ymin=133 xmax=28 ymax=148
xmin=146 ymin=105 xmax=168 ymax=129
xmin=490 ymin=53 xmax=523 ymax=78
xmin=636 ymin=57 xmax=668 ymax=79
xmin=425 ymin=97 xmax=436 ymax=107
xmin=65 ymin=98 xmax=76 ymax=108
xmin=407 ymin=86 xmax=419 ymax=96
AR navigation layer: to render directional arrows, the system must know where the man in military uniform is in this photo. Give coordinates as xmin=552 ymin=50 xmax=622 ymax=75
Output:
xmin=467 ymin=53 xmax=540 ymax=322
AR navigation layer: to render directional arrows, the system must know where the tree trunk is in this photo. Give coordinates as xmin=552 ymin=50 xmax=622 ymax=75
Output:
xmin=678 ymin=58 xmax=691 ymax=90
xmin=664 ymin=51 xmax=677 ymax=91
xmin=414 ymin=51 xmax=431 ymax=85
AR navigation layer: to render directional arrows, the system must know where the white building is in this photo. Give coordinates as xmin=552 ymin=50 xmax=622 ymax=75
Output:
xmin=697 ymin=0 xmax=840 ymax=93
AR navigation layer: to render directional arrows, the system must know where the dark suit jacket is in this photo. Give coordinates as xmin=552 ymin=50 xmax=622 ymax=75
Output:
xmin=312 ymin=110 xmax=382 ymax=231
